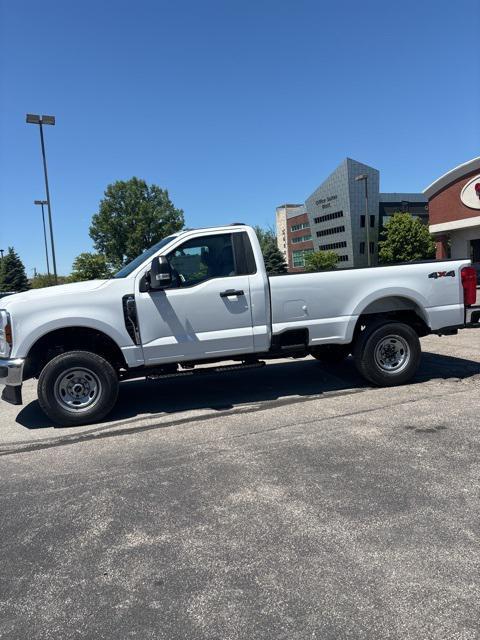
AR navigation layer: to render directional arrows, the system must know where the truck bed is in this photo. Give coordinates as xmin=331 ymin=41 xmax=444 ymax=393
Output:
xmin=268 ymin=260 xmax=469 ymax=345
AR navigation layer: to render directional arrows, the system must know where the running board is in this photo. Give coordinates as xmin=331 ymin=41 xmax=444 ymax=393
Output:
xmin=280 ymin=343 xmax=306 ymax=351
xmin=123 ymin=361 xmax=266 ymax=381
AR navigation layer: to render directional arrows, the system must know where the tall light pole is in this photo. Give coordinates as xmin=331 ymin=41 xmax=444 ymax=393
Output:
xmin=26 ymin=114 xmax=58 ymax=283
xmin=355 ymin=174 xmax=371 ymax=267
xmin=34 ymin=200 xmax=51 ymax=277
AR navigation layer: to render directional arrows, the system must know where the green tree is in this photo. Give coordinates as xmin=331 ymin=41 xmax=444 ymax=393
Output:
xmin=30 ymin=273 xmax=70 ymax=288
xmin=70 ymin=253 xmax=112 ymax=282
xmin=263 ymin=242 xmax=288 ymax=274
xmin=90 ymin=177 xmax=185 ymax=269
xmin=379 ymin=213 xmax=435 ymax=264
xmin=253 ymin=225 xmax=288 ymax=274
xmin=0 ymin=247 xmax=29 ymax=292
xmin=253 ymin=225 xmax=275 ymax=253
xmin=304 ymin=250 xmax=338 ymax=272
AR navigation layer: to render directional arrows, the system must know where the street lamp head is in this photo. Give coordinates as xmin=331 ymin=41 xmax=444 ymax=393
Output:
xmin=355 ymin=174 xmax=368 ymax=182
xmin=34 ymin=200 xmax=48 ymax=205
xmin=26 ymin=114 xmax=55 ymax=125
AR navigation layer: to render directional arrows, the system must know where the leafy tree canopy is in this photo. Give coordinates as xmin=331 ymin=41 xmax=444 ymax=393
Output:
xmin=379 ymin=213 xmax=435 ymax=264
xmin=70 ymin=253 xmax=112 ymax=282
xmin=253 ymin=225 xmax=288 ymax=274
xmin=304 ymin=250 xmax=338 ymax=272
xmin=90 ymin=177 xmax=185 ymax=269
xmin=0 ymin=247 xmax=29 ymax=292
xmin=30 ymin=273 xmax=70 ymax=289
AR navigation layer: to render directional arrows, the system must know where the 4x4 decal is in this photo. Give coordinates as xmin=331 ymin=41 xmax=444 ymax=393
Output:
xmin=428 ymin=270 xmax=455 ymax=279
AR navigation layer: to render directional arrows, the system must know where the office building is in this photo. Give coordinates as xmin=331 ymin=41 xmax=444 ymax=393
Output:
xmin=277 ymin=158 xmax=427 ymax=271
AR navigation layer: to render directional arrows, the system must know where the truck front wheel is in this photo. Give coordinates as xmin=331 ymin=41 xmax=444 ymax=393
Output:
xmin=353 ymin=321 xmax=421 ymax=386
xmin=38 ymin=351 xmax=119 ymax=426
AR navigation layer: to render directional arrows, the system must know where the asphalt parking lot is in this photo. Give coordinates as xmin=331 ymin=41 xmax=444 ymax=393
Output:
xmin=1 ymin=330 xmax=479 ymax=639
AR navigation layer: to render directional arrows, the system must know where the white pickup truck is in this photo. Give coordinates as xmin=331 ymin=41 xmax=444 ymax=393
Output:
xmin=1 ymin=224 xmax=479 ymax=425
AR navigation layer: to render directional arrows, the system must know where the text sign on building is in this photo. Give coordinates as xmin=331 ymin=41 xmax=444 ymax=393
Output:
xmin=460 ymin=174 xmax=480 ymax=210
xmin=315 ymin=194 xmax=338 ymax=209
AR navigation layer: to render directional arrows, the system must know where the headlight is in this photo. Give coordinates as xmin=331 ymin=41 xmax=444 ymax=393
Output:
xmin=0 ymin=310 xmax=12 ymax=357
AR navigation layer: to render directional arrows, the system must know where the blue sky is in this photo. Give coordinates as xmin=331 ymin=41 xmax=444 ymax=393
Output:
xmin=1 ymin=0 xmax=479 ymax=276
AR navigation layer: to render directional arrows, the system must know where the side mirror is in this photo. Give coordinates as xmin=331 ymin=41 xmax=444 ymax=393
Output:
xmin=148 ymin=256 xmax=172 ymax=290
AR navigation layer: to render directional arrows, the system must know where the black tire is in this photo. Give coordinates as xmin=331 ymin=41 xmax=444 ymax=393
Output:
xmin=38 ymin=351 xmax=119 ymax=426
xmin=310 ymin=344 xmax=350 ymax=364
xmin=353 ymin=321 xmax=421 ymax=387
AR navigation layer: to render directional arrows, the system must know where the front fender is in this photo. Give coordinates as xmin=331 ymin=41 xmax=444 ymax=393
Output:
xmin=12 ymin=314 xmax=131 ymax=361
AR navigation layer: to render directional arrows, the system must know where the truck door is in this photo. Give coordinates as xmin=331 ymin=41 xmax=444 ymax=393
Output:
xmin=136 ymin=231 xmax=255 ymax=364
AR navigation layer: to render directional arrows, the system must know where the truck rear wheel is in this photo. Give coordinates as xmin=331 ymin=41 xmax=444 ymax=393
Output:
xmin=38 ymin=351 xmax=119 ymax=426
xmin=353 ymin=321 xmax=421 ymax=386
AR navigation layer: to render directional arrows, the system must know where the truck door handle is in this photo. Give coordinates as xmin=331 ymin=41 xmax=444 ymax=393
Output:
xmin=220 ymin=289 xmax=244 ymax=298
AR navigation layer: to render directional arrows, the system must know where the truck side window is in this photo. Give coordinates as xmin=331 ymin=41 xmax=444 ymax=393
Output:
xmin=168 ymin=233 xmax=236 ymax=287
xmin=232 ymin=231 xmax=257 ymax=275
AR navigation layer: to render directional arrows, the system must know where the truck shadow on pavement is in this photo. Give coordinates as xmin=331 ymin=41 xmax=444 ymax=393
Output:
xmin=16 ymin=351 xmax=480 ymax=430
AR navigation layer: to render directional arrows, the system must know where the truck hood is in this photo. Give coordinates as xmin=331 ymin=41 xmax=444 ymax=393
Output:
xmin=0 ymin=280 xmax=110 ymax=309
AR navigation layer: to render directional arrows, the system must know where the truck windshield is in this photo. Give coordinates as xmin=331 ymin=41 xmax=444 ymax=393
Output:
xmin=113 ymin=235 xmax=178 ymax=278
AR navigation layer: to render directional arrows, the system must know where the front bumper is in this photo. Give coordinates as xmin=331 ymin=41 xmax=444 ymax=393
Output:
xmin=0 ymin=358 xmax=25 ymax=405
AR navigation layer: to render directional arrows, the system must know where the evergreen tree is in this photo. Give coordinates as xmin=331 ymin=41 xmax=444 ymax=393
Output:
xmin=253 ymin=225 xmax=288 ymax=274
xmin=0 ymin=247 xmax=29 ymax=292
xmin=262 ymin=242 xmax=288 ymax=274
xmin=253 ymin=225 xmax=276 ymax=254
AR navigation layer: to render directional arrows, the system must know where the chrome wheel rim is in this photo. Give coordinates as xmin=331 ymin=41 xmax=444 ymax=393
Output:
xmin=54 ymin=367 xmax=102 ymax=413
xmin=374 ymin=335 xmax=410 ymax=374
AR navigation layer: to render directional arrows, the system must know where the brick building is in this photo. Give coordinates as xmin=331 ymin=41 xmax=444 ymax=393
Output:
xmin=275 ymin=204 xmax=314 ymax=272
xmin=425 ymin=157 xmax=480 ymax=276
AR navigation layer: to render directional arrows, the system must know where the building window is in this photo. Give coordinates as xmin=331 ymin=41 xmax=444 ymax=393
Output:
xmin=291 ymin=234 xmax=312 ymax=243
xmin=382 ymin=215 xmax=392 ymax=227
xmin=292 ymin=248 xmax=314 ymax=268
xmin=290 ymin=222 xmax=310 ymax=232
xmin=361 ymin=215 xmax=375 ymax=227
xmin=369 ymin=242 xmax=375 ymax=254
xmin=316 ymin=225 xmax=345 ymax=238
xmin=470 ymin=239 xmax=480 ymax=263
xmin=314 ymin=210 xmax=343 ymax=225
xmin=337 ymin=255 xmax=349 ymax=262
xmin=319 ymin=240 xmax=348 ymax=251
xmin=360 ymin=242 xmax=365 ymax=254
